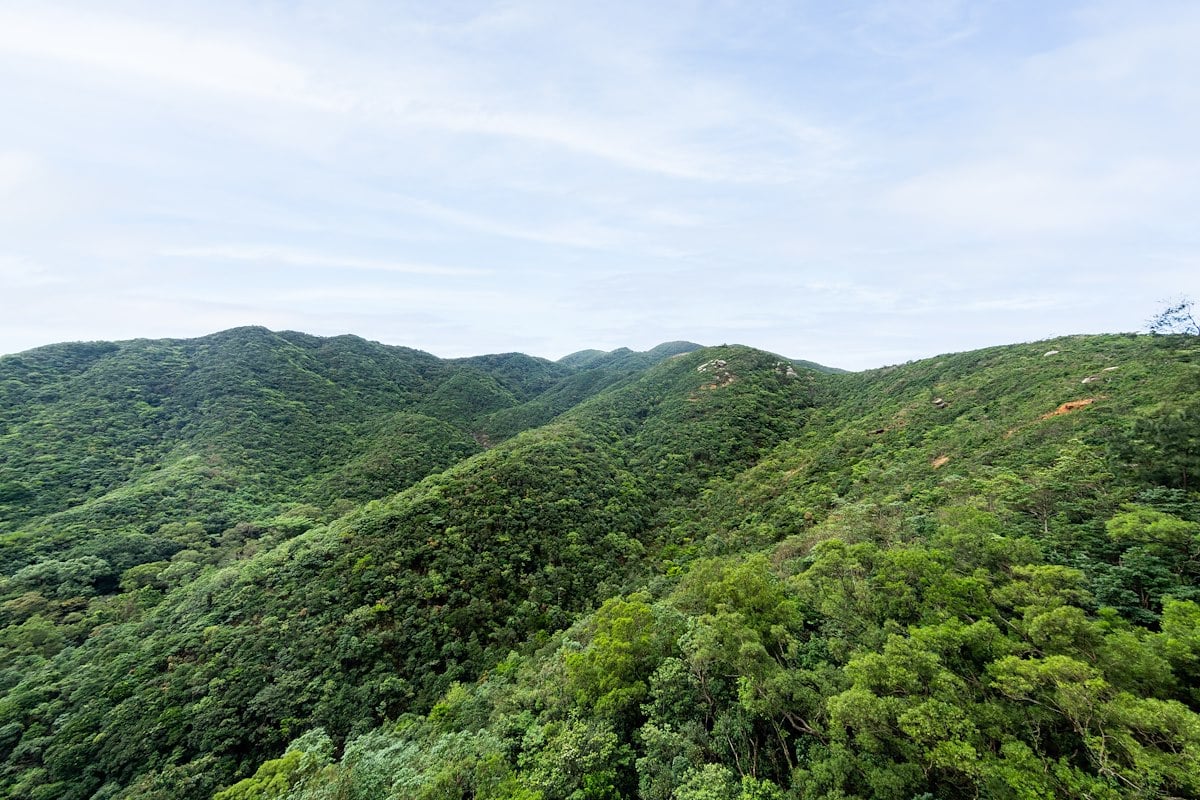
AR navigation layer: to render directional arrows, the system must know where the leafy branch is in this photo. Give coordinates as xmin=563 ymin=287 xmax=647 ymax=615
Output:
xmin=1148 ymin=296 xmax=1199 ymax=335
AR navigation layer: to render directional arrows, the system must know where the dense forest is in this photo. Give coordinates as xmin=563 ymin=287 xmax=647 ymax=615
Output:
xmin=1 ymin=327 xmax=1198 ymax=799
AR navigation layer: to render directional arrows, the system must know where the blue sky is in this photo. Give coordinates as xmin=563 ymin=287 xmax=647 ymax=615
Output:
xmin=1 ymin=1 xmax=1197 ymax=369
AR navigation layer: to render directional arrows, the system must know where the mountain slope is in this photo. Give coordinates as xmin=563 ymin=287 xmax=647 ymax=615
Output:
xmin=0 ymin=330 xmax=1197 ymax=800
xmin=0 ymin=329 xmax=704 ymax=578
xmin=0 ymin=342 xmax=821 ymax=799
xmin=225 ymin=333 xmax=1200 ymax=800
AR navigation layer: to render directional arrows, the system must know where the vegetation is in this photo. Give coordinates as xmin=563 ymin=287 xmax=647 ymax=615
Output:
xmin=1 ymin=328 xmax=1198 ymax=799
xmin=1148 ymin=296 xmax=1199 ymax=336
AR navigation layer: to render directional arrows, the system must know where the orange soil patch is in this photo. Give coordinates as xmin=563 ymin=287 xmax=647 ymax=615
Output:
xmin=1040 ymin=398 xmax=1096 ymax=419
xmin=931 ymin=455 xmax=950 ymax=468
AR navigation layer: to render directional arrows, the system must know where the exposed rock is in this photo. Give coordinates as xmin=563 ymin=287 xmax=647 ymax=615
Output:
xmin=1083 ymin=366 xmax=1119 ymax=384
xmin=1044 ymin=350 xmax=1060 ymax=356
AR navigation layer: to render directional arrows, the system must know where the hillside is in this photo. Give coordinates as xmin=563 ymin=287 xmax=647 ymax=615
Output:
xmin=1 ymin=330 xmax=1198 ymax=799
xmin=0 ymin=329 xmax=695 ymax=574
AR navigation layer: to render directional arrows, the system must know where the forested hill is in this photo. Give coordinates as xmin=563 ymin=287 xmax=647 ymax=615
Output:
xmin=1 ymin=330 xmax=1199 ymax=800
xmin=0 ymin=328 xmax=705 ymax=565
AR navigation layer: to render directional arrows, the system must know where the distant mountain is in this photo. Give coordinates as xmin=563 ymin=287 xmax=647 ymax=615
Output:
xmin=556 ymin=347 xmax=609 ymax=368
xmin=1 ymin=329 xmax=1198 ymax=800
xmin=787 ymin=353 xmax=848 ymax=373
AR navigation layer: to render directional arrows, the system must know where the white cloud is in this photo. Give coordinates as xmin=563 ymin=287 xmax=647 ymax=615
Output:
xmin=885 ymin=156 xmax=1184 ymax=237
xmin=875 ymin=2 xmax=1200 ymax=241
xmin=0 ymin=254 xmax=64 ymax=287
xmin=850 ymin=0 xmax=984 ymax=58
xmin=0 ymin=4 xmax=848 ymax=186
xmin=160 ymin=244 xmax=490 ymax=277
xmin=404 ymin=103 xmax=843 ymax=184
xmin=1 ymin=2 xmax=1197 ymax=369
xmin=272 ymin=285 xmax=521 ymax=313
xmin=388 ymin=197 xmax=633 ymax=251
xmin=0 ymin=151 xmax=72 ymax=225
xmin=0 ymin=151 xmax=39 ymax=193
xmin=961 ymin=295 xmax=1067 ymax=313
xmin=0 ymin=7 xmax=339 ymax=109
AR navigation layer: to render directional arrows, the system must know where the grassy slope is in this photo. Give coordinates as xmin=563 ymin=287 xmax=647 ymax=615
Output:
xmin=701 ymin=333 xmax=1195 ymax=547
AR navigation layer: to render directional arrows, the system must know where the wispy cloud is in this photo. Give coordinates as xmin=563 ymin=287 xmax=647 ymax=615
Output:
xmin=1 ymin=1 xmax=1197 ymax=369
xmin=388 ymin=196 xmax=634 ymax=251
xmin=402 ymin=104 xmax=845 ymax=184
xmin=0 ymin=150 xmax=73 ymax=225
xmin=0 ymin=7 xmax=339 ymax=109
xmin=871 ymin=1 xmax=1200 ymax=244
xmin=0 ymin=151 xmax=39 ymax=193
xmin=849 ymin=0 xmax=984 ymax=58
xmin=885 ymin=155 xmax=1184 ymax=237
xmin=272 ymin=285 xmax=520 ymax=312
xmin=0 ymin=3 xmax=850 ymax=184
xmin=0 ymin=254 xmax=65 ymax=287
xmin=160 ymin=244 xmax=490 ymax=277
xmin=961 ymin=295 xmax=1068 ymax=313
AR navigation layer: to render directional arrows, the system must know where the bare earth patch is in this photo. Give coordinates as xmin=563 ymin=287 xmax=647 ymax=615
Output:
xmin=1040 ymin=398 xmax=1096 ymax=419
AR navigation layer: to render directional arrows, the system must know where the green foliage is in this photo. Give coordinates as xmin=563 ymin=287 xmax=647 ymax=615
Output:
xmin=565 ymin=593 xmax=679 ymax=721
xmin=2 ymin=330 xmax=1200 ymax=799
xmin=315 ymin=412 xmax=481 ymax=503
xmin=1128 ymin=400 xmax=1200 ymax=491
xmin=212 ymin=747 xmax=316 ymax=800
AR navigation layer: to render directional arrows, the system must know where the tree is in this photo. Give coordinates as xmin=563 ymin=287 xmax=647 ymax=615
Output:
xmin=1148 ymin=296 xmax=1199 ymax=335
xmin=1130 ymin=402 xmax=1200 ymax=491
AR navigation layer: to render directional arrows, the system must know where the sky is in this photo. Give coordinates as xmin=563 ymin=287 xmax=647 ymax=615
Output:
xmin=1 ymin=1 xmax=1198 ymax=370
